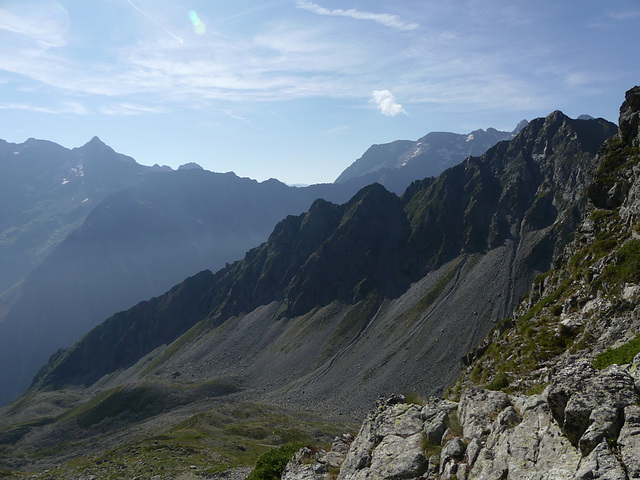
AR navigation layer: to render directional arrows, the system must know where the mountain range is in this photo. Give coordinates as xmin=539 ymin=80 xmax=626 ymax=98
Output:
xmin=0 ymin=121 xmax=520 ymax=407
xmin=0 ymin=90 xmax=633 ymax=479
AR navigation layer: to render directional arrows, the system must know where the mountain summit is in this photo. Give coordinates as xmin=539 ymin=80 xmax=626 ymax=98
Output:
xmin=334 ymin=122 xmax=527 ymax=193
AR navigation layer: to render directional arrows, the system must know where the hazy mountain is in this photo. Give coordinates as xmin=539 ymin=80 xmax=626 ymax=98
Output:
xmin=0 ymin=136 xmax=149 ymax=294
xmin=0 ymin=165 xmax=366 ymax=405
xmin=334 ymin=122 xmax=528 ymax=194
xmin=0 ymin=122 xmax=540 ymax=407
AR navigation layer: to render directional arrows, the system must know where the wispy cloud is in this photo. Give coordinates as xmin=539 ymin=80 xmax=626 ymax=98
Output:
xmin=0 ymin=101 xmax=88 ymax=115
xmin=296 ymin=1 xmax=419 ymax=31
xmin=606 ymin=9 xmax=640 ymax=21
xmin=369 ymin=90 xmax=407 ymax=117
xmin=0 ymin=2 xmax=70 ymax=48
xmin=99 ymin=103 xmax=167 ymax=116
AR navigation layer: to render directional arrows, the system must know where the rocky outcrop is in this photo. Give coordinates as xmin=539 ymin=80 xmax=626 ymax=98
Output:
xmin=292 ymin=241 xmax=640 ymax=480
xmin=296 ymin=364 xmax=638 ymax=480
xmin=282 ymin=435 xmax=354 ymax=480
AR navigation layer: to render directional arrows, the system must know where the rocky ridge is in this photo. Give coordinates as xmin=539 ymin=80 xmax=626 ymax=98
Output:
xmin=281 ymin=86 xmax=640 ymax=480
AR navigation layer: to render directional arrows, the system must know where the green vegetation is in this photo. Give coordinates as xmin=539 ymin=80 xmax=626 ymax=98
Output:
xmin=404 ymin=391 xmax=425 ymax=406
xmin=486 ymin=371 xmax=509 ymax=391
xmin=314 ymin=294 xmax=379 ymax=367
xmin=246 ymin=442 xmax=305 ymax=480
xmin=602 ymin=239 xmax=640 ymax=286
xmin=395 ymin=258 xmax=462 ymax=336
xmin=421 ymin=433 xmax=442 ymax=459
xmin=57 ymin=380 xmax=237 ymax=429
xmin=596 ymin=136 xmax=640 ymax=176
xmin=12 ymin=401 xmax=351 ymax=480
xmin=593 ymin=334 xmax=640 ymax=370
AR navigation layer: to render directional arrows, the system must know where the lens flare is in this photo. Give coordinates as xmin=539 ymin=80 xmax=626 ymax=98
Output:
xmin=188 ymin=10 xmax=206 ymax=35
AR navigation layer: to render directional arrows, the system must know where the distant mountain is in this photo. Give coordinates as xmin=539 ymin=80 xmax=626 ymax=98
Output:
xmin=334 ymin=121 xmax=528 ymax=193
xmin=0 ymin=136 xmax=149 ymax=294
xmin=32 ymin=112 xmax=616 ymax=419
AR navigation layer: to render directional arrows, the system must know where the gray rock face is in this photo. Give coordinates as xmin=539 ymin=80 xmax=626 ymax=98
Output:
xmin=575 ymin=442 xmax=627 ymax=480
xmin=620 ymin=85 xmax=640 ymax=147
xmin=619 ymin=406 xmax=640 ymax=479
xmin=337 ymin=397 xmax=426 ymax=480
xmin=369 ymin=433 xmax=426 ymax=479
xmin=546 ymin=361 xmax=638 ymax=450
xmin=469 ymin=393 xmax=580 ymax=480
xmin=283 ymin=436 xmax=355 ymax=480
xmin=422 ymin=398 xmax=458 ymax=444
xmin=458 ymin=387 xmax=510 ymax=439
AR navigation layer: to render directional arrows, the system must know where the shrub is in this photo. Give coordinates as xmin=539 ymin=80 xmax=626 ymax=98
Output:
xmin=247 ymin=442 xmax=305 ymax=480
xmin=593 ymin=334 xmax=640 ymax=370
xmin=487 ymin=371 xmax=509 ymax=391
xmin=602 ymin=239 xmax=640 ymax=285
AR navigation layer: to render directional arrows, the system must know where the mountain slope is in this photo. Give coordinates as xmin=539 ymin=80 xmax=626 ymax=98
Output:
xmin=0 ymin=136 xmax=148 ymax=293
xmin=32 ymin=112 xmax=616 ymax=411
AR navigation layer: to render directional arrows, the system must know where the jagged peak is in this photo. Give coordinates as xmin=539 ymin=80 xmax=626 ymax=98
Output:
xmin=619 ymin=85 xmax=640 ymax=147
xmin=513 ymin=119 xmax=528 ymax=134
xmin=86 ymin=136 xmax=106 ymax=147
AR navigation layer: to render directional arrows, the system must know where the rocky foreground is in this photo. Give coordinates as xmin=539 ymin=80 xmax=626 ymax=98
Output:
xmin=285 ymin=361 xmax=640 ymax=480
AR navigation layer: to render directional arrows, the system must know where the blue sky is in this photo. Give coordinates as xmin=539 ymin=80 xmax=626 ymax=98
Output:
xmin=1 ymin=0 xmax=639 ymax=185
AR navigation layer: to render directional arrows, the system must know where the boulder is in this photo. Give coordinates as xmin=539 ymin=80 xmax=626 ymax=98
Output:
xmin=368 ymin=433 xmax=426 ymax=479
xmin=458 ymin=387 xmax=510 ymax=439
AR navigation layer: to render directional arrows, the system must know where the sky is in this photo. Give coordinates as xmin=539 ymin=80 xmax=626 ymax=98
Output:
xmin=1 ymin=1 xmax=639 ymax=185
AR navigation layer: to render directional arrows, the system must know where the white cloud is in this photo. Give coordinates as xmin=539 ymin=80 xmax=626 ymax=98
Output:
xmin=369 ymin=90 xmax=407 ymax=117
xmin=296 ymin=1 xmax=419 ymax=31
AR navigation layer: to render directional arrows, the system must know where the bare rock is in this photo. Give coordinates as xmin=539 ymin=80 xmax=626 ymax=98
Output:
xmin=338 ymin=396 xmax=424 ymax=480
xmin=375 ymin=403 xmax=424 ymax=438
xmin=575 ymin=441 xmax=626 ymax=480
xmin=282 ymin=447 xmax=329 ymax=480
xmin=422 ymin=398 xmax=458 ymax=444
xmin=469 ymin=394 xmax=580 ymax=479
xmin=368 ymin=433 xmax=426 ymax=479
xmin=619 ymin=405 xmax=640 ymax=478
xmin=578 ymin=406 xmax=620 ymax=456
xmin=546 ymin=361 xmax=637 ymax=447
xmin=458 ymin=387 xmax=510 ymax=439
